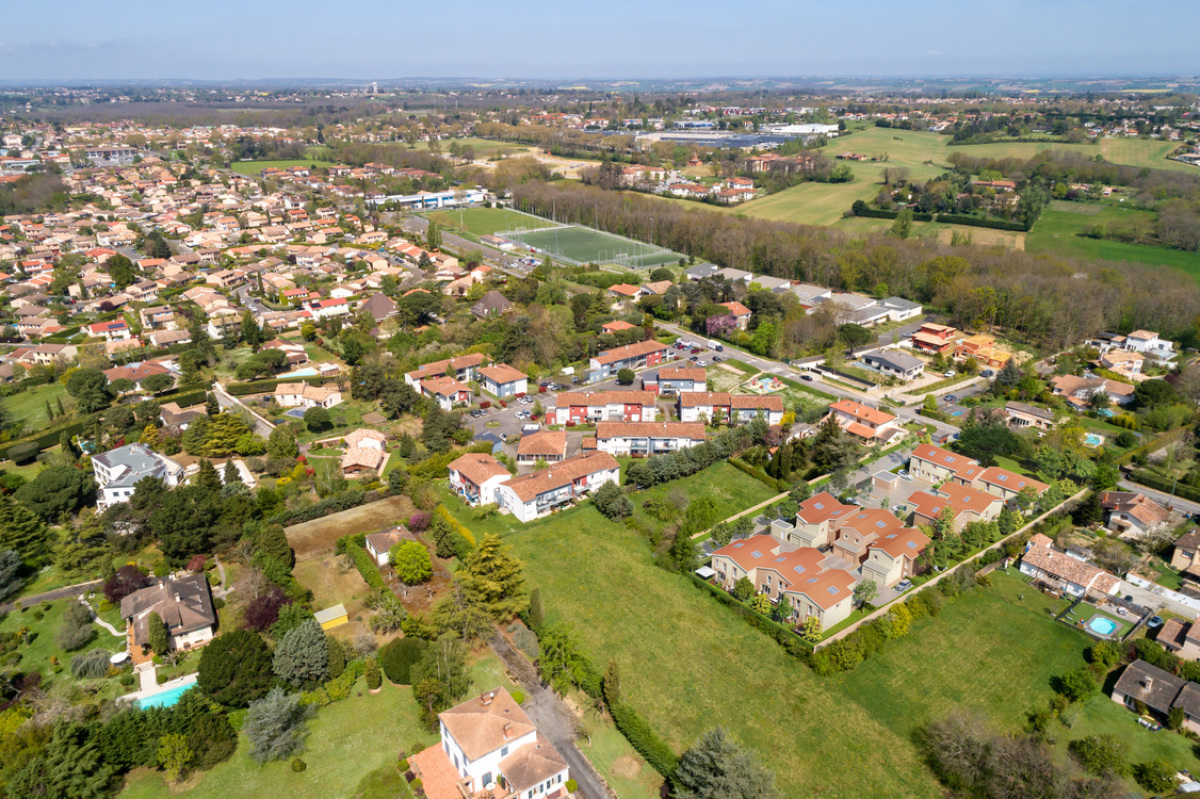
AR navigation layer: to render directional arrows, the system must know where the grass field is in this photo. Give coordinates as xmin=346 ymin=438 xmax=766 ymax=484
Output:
xmin=507 ymin=225 xmax=680 ymax=268
xmin=0 ymin=599 xmax=127 ymax=688
xmin=1026 ymin=202 xmax=1200 ymax=281
xmin=1 ymin=381 xmax=69 ymax=429
xmin=413 ymin=136 xmax=532 ymax=159
xmin=285 ymin=495 xmax=415 ymax=560
xmin=230 ymin=159 xmax=339 ymax=176
xmin=425 ymin=207 xmax=555 ymax=238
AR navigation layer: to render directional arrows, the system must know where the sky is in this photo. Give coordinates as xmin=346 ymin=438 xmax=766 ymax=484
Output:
xmin=2 ymin=0 xmax=1199 ymax=82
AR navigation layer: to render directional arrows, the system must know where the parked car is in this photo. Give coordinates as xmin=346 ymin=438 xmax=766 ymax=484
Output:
xmin=800 ymin=373 xmax=815 ymax=382
xmin=499 ymin=433 xmax=508 ymax=442
xmin=571 ymin=376 xmax=581 ymax=384
xmin=1148 ymin=616 xmax=1164 ymax=629
xmin=713 ymin=356 xmax=722 ymax=362
xmin=895 ymin=579 xmax=913 ymax=592
xmin=944 ymin=395 xmax=957 ymax=403
xmin=689 ymin=355 xmax=699 ymax=362
xmin=943 ymin=371 xmax=955 ymax=377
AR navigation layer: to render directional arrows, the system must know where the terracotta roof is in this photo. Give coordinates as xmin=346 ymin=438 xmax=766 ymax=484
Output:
xmin=439 ymin=687 xmax=539 ymax=762
xmin=498 ymin=731 xmax=569 ymax=792
xmin=870 ymin=527 xmax=931 ymax=560
xmin=344 ymin=428 xmax=387 ymax=448
xmin=730 ymin=394 xmax=784 ymax=411
xmin=554 ymin=390 xmax=656 ymax=408
xmin=977 ymin=466 xmax=1048 ymax=496
xmin=449 ymin=453 xmax=511 ymax=486
xmin=478 ymin=363 xmax=528 ymax=385
xmin=364 ymin=526 xmax=414 ymax=555
xmin=657 ymin=367 xmax=706 ymax=382
xmin=786 ymin=566 xmax=857 ymax=610
xmin=422 ymin=375 xmax=470 ymax=398
xmin=796 ymin=492 xmax=856 ymax=525
xmin=596 ymin=421 xmax=706 ymax=441
xmin=936 ymin=482 xmax=1004 ymax=515
xmin=910 ymin=443 xmax=984 ymax=481
xmin=592 ymin=339 xmax=668 ymax=366
xmin=502 ymin=451 xmax=619 ymax=503
xmin=719 ymin=301 xmax=751 ymax=316
xmin=1022 ymin=539 xmax=1121 ymax=594
xmin=678 ymin=391 xmax=731 ymax=408
xmin=1100 ymin=491 xmax=1173 ymax=527
xmin=608 ymin=283 xmax=641 ymax=297
xmin=517 ymin=430 xmax=567 ymax=457
xmin=830 ymin=399 xmax=895 ymax=426
xmin=341 ymin=447 xmax=384 ymax=471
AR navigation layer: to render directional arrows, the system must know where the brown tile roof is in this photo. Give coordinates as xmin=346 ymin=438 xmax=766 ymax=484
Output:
xmin=517 ymin=431 xmax=567 ymax=457
xmin=449 ymin=453 xmax=511 ymax=486
xmin=730 ymin=394 xmax=784 ymax=411
xmin=341 ymin=447 xmax=384 ymax=471
xmin=343 ymin=428 xmax=387 ymax=448
xmin=977 ymin=466 xmax=1048 ymax=496
xmin=595 ymin=421 xmax=706 ymax=441
xmin=1100 ymin=491 xmax=1173 ymax=527
xmin=438 ymin=689 xmax=537 ymax=761
xmin=657 ymin=367 xmax=706 ymax=382
xmin=502 ymin=451 xmax=619 ymax=503
xmin=478 ymin=363 xmax=528 ymax=385
xmin=554 ymin=390 xmax=656 ymax=408
xmin=422 ymin=375 xmax=470 ymax=398
xmin=870 ymin=527 xmax=931 ymax=560
xmin=678 ymin=391 xmax=731 ymax=408
xmin=719 ymin=301 xmax=751 ymax=316
xmin=1113 ymin=660 xmax=1186 ymax=715
xmin=119 ymin=574 xmax=215 ymax=647
xmin=1022 ymin=539 xmax=1121 ymax=594
xmin=592 ymin=339 xmax=668 ymax=366
xmin=408 ymin=352 xmax=490 ymax=381
xmin=831 ymin=399 xmax=895 ymax=426
xmin=937 ymin=482 xmax=1003 ymax=515
xmin=796 ymin=492 xmax=856 ymax=525
xmin=498 ymin=731 xmax=569 ymax=792
xmin=911 ymin=443 xmax=984 ymax=481
xmin=786 ymin=565 xmax=857 ymax=610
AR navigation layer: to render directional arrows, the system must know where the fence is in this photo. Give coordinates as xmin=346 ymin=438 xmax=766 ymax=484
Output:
xmin=814 ymin=488 xmax=1087 ymax=649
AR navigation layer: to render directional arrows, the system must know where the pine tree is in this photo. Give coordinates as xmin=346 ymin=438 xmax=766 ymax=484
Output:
xmin=197 ymin=460 xmax=222 ymax=493
xmin=527 ymin=587 xmax=545 ymax=633
xmin=460 ymin=534 xmax=527 ymax=621
xmin=59 ymin=430 xmax=74 ymax=459
xmin=56 ymin=397 xmax=66 ymax=418
xmin=45 ymin=399 xmax=53 ymax=422
xmin=205 ymin=392 xmax=219 ymax=416
xmin=148 ymin=611 xmax=169 ymax=656
xmin=273 ymin=620 xmax=329 ymax=688
xmin=256 ymin=523 xmax=294 ymax=568
xmin=0 ymin=494 xmax=49 ymax=564
xmin=603 ymin=658 xmax=622 ymax=707
xmin=223 ymin=459 xmax=242 ymax=486
xmin=675 ymin=728 xmax=779 ymax=799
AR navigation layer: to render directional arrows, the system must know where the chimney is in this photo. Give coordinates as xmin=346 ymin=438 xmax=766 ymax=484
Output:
xmin=479 ymin=691 xmax=494 ymax=706
xmin=502 ymin=722 xmax=512 ymax=739
xmin=1144 ymin=676 xmax=1154 ymax=691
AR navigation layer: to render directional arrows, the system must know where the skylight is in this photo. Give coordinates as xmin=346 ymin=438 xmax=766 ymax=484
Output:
xmin=813 ymin=502 xmax=824 ymax=509
xmin=793 ymin=564 xmax=806 ymax=574
xmin=751 ymin=551 xmax=763 ymax=558
xmin=907 ymin=541 xmax=917 ymax=549
xmin=874 ymin=520 xmax=887 ymax=528
xmin=827 ymin=587 xmax=840 ymax=595
xmin=997 ymin=474 xmax=1008 ymax=482
xmin=807 ymin=577 xmax=818 ymax=584
xmin=775 ymin=557 xmax=786 ymax=563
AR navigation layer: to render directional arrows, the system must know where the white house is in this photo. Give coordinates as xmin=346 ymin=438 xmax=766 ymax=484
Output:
xmin=363 ymin=526 xmax=414 ymax=566
xmin=1122 ymin=330 xmax=1175 ymax=360
xmin=594 ymin=421 xmax=706 ymax=457
xmin=549 ymin=391 xmax=659 ymax=425
xmin=273 ymin=381 xmax=343 ymax=409
xmin=495 ymin=451 xmax=620 ymax=523
xmin=120 ymin=574 xmax=217 ymax=654
xmin=448 ymin=453 xmax=512 ymax=507
xmin=410 ymin=688 xmax=569 ymax=799
xmin=861 ymin=350 xmax=925 ymax=382
xmin=92 ymin=443 xmax=185 ymax=510
xmin=307 ymin=297 xmax=351 ymax=319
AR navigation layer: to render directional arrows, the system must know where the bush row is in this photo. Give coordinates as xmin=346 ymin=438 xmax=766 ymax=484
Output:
xmin=934 ymin=213 xmax=1031 ymax=232
xmin=1126 ymin=470 xmax=1200 ymax=504
xmin=609 ymin=700 xmax=679 ymax=780
xmin=225 ymin=376 xmax=339 ymax=396
xmin=269 ymin=489 xmax=367 ymax=526
xmin=434 ymin=505 xmax=477 ymax=549
xmin=689 ymin=575 xmax=813 ymax=655
xmin=344 ymin=540 xmax=386 ymax=592
xmin=623 ymin=427 xmax=752 ymax=489
xmin=851 ymin=207 xmax=935 ymax=222
xmin=728 ymin=457 xmax=790 ymax=492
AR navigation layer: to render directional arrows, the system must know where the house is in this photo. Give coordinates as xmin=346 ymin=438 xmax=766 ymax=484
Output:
xmin=641 ymin=366 xmax=707 ymax=394
xmin=93 ymin=443 xmax=185 ymax=510
xmin=954 ymin=335 xmax=1014 ymax=369
xmin=607 ymin=284 xmax=643 ymax=304
xmin=471 ymin=291 xmax=514 ymax=319
xmin=261 ymin=339 xmax=309 ymax=366
xmin=364 ymin=525 xmax=415 ymax=566
xmin=496 ymin=451 xmax=620 ymax=523
xmin=827 ymin=400 xmax=903 ymax=442
xmin=975 ymin=467 xmax=1049 ymax=502
xmin=1004 ymin=401 xmax=1059 ymax=430
xmin=147 ymin=329 xmax=193 ymax=348
xmin=360 ymin=293 xmax=398 ymax=323
xmin=340 ymin=428 xmax=387 ymax=476
xmin=550 ymin=391 xmax=658 ymax=425
xmin=1100 ymin=491 xmax=1176 ymax=539
xmin=829 ymin=508 xmax=910 ymax=566
xmin=601 ymin=320 xmax=638 ymax=335
xmin=405 ymin=353 xmax=490 ymax=391
xmin=880 ymin=296 xmax=923 ymax=322
xmin=1122 ymin=330 xmax=1176 ymax=360
xmin=1049 ymin=375 xmax=1136 ymax=408
xmin=273 ymin=381 xmax=343 ymax=409
xmin=516 ymin=431 xmax=567 ymax=466
xmin=478 ymin=363 xmax=529 ymax=399
xmin=1111 ymin=660 xmax=1200 ymax=735
xmin=790 ymin=492 xmax=857 ymax=549
xmin=1158 ymin=616 xmax=1200 ymax=662
xmin=1170 ymin=529 xmax=1200 ymax=587
xmin=449 ymin=453 xmax=512 ymax=507
xmin=908 ymin=483 xmax=1003 ymax=532
xmin=709 ymin=535 xmax=857 ymax=629
xmin=103 ymin=361 xmax=173 ymax=392
xmin=421 ymin=376 xmax=473 ymax=411
xmin=676 ymin=392 xmax=784 ymax=425
xmin=1019 ymin=533 xmax=1121 ymax=599
xmin=910 ymin=323 xmax=958 ymax=355
xmin=307 ymin=297 xmax=351 ymax=319
xmin=862 ymin=350 xmax=925 ymax=382
xmin=862 ymin=527 xmax=932 ymax=589
xmin=588 ymin=339 xmax=669 ymax=379
xmin=409 ymin=688 xmax=569 ymax=799
xmin=1098 ymin=349 xmax=1145 ymax=375
xmin=718 ymin=301 xmax=752 ymax=330
xmin=87 ymin=319 xmax=132 ymax=342
xmin=908 ymin=443 xmax=985 ymax=487
xmin=120 ymin=574 xmax=216 ymax=654
xmin=595 ymin=421 xmax=706 ymax=457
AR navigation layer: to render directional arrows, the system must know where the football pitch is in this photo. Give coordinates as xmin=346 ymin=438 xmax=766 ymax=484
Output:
xmin=506 ymin=225 xmax=679 ymax=268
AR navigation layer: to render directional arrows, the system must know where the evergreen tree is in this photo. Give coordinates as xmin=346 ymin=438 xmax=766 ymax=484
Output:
xmin=267 ymin=426 xmax=299 ymax=459
xmin=256 ymin=523 xmax=294 ymax=569
xmin=273 ymin=620 xmax=329 ymax=688
xmin=240 ymin=309 xmax=263 ymax=348
xmin=7 ymin=722 xmax=115 ymax=799
xmin=243 ymin=688 xmax=312 ymax=764
xmin=56 ymin=397 xmax=66 ymax=418
xmin=0 ymin=493 xmax=49 ymax=564
xmin=197 ymin=629 xmax=274 ymax=707
xmin=223 ymin=459 xmax=242 ymax=486
xmin=196 ymin=460 xmax=222 ymax=493
xmin=205 ymin=392 xmax=220 ymax=417
xmin=527 ymin=587 xmax=545 ymax=633
xmin=459 ymin=534 xmax=527 ymax=621
xmin=147 ymin=611 xmax=169 ymax=656
xmin=675 ymin=728 xmax=779 ymax=799
xmin=603 ymin=658 xmax=622 ymax=707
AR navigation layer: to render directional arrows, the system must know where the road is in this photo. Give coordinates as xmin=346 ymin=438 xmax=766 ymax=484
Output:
xmin=489 ymin=633 xmax=613 ymax=799
xmin=212 ymin=382 xmax=276 ymax=437
xmin=1117 ymin=478 xmax=1200 ymax=517
xmin=0 ymin=580 xmax=101 ymax=613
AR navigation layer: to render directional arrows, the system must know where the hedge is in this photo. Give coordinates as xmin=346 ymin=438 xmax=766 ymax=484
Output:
xmin=609 ymin=700 xmax=679 ymax=780
xmin=934 ymin=213 xmax=1030 ymax=232
xmin=434 ymin=505 xmax=476 ymax=549
xmin=728 ymin=457 xmax=789 ymax=492
xmin=345 ymin=540 xmax=386 ymax=592
xmin=917 ymin=407 xmax=956 ymax=424
xmin=270 ymin=489 xmax=367 ymax=526
xmin=690 ymin=574 xmax=813 ymax=654
xmin=851 ymin=207 xmax=934 ymax=222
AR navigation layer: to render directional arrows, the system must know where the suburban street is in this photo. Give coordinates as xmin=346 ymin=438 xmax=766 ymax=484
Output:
xmin=1118 ymin=477 xmax=1200 ymax=518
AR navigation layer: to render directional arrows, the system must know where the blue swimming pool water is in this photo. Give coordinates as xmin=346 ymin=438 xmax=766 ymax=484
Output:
xmin=1088 ymin=617 xmax=1118 ymax=636
xmin=950 ymin=410 xmax=964 ymax=417
xmin=280 ymin=368 xmax=319 ymax=378
xmin=136 ymin=682 xmax=194 ymax=709
xmin=1084 ymin=433 xmax=1104 ymax=447
xmin=285 ymin=408 xmax=307 ymax=419
xmin=1097 ymin=409 xmax=1115 ymax=418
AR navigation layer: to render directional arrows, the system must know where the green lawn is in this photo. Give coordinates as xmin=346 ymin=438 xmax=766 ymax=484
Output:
xmin=426 ymin=207 xmax=549 ymax=238
xmin=230 ymin=159 xmax=339 ymax=176
xmin=0 ymin=599 xmax=127 ymax=688
xmin=507 ymin=506 xmax=942 ymax=799
xmin=1 ymin=380 xmax=70 ymax=429
xmin=412 ymin=136 xmax=531 ymax=159
xmin=120 ymin=677 xmax=437 ymax=799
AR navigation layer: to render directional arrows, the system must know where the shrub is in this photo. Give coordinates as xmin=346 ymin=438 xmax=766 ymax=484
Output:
xmin=407 ymin=512 xmax=431 ymax=533
xmin=70 ymin=648 xmax=112 ymax=679
xmin=1133 ymin=758 xmax=1177 ymax=793
xmin=511 ymin=689 xmax=525 ymax=704
xmin=379 ymin=637 xmax=428 ymax=685
xmin=365 ymin=657 xmax=382 ymax=690
xmin=566 ymin=779 xmax=578 ymax=793
xmin=7 ymin=441 xmax=40 ymax=464
xmin=390 ymin=541 xmax=433 ymax=584
xmin=346 ymin=541 xmax=386 ymax=592
xmin=1068 ymin=734 xmax=1128 ymax=777
xmin=57 ymin=601 xmax=96 ymax=652
xmin=291 ymin=758 xmax=307 ymax=773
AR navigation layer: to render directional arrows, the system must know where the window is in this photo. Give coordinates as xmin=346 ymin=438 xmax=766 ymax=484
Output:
xmin=828 ymin=586 xmax=839 ymax=595
xmin=501 ymin=747 xmax=509 ymax=757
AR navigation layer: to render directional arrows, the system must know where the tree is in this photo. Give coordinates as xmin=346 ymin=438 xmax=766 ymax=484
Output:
xmin=0 ymin=550 xmax=22 ymax=601
xmin=273 ymin=619 xmax=330 ymax=688
xmin=0 ymin=494 xmax=49 ymax=564
xmin=750 ymin=593 xmax=771 ymax=615
xmin=104 ymin=565 xmax=152 ymax=602
xmin=141 ymin=372 xmax=175 ymax=395
xmin=603 ymin=658 xmax=622 ymax=708
xmin=411 ymin=633 xmax=472 ymax=727
xmin=240 ymin=309 xmax=263 ymax=348
xmin=157 ymin=733 xmax=192 ymax=784
xmin=197 ymin=629 xmax=275 ymax=707
xmin=6 ymin=722 xmax=115 ymax=799
xmin=1068 ymin=734 xmax=1128 ymax=778
xmin=257 ymin=523 xmax=294 ymax=569
xmin=147 ymin=611 xmax=169 ymax=656
xmin=1133 ymin=758 xmax=1177 ymax=793
xmin=303 ymin=406 xmax=331 ymax=433
xmin=243 ymin=688 xmax=313 ymax=764
xmin=379 ymin=637 xmax=428 ymax=685
xmin=459 ymin=534 xmax=527 ymax=621
xmin=196 ymin=459 xmax=222 ymax=493
xmin=391 ymin=540 xmax=433 ymax=584
xmin=1059 ymin=665 xmax=1099 ymax=702
xmin=674 ymin=728 xmax=779 ymax=799
xmin=800 ymin=616 xmax=821 ymax=642
xmin=890 ymin=209 xmax=913 ymax=239
xmin=65 ymin=368 xmax=112 ymax=413
xmin=527 ymin=586 xmax=545 ymax=633
xmin=223 ymin=459 xmax=242 ymax=487
xmin=616 ymin=368 xmax=635 ymax=385
xmin=267 ymin=425 xmax=299 ymax=459
xmin=14 ymin=466 xmax=95 ymax=521
xmin=732 ymin=576 xmax=754 ymax=601
xmin=593 ymin=481 xmax=632 ymax=520
xmin=58 ymin=600 xmax=96 ymax=651
xmin=853 ymin=580 xmax=877 ymax=609
xmin=426 ymin=222 xmax=442 ymax=251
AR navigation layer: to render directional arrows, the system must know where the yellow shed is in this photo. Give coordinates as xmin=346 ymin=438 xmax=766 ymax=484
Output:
xmin=314 ymin=604 xmax=348 ymax=631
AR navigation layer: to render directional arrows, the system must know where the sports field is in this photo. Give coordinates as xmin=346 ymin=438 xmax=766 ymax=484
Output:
xmin=507 ymin=225 xmax=680 ymax=267
xmin=425 ymin=207 xmax=552 ymax=238
xmin=231 ymin=159 xmax=338 ymax=176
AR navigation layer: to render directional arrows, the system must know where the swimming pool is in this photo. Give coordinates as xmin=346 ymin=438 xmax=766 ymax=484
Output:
xmin=136 ymin=681 xmax=195 ymax=709
xmin=280 ymin=368 xmax=319 ymax=378
xmin=1083 ymin=433 xmax=1104 ymax=447
xmin=1087 ymin=617 xmax=1118 ymax=636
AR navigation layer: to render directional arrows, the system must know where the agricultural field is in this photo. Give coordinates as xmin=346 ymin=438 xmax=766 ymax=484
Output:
xmin=284 ymin=494 xmax=415 ymax=561
xmin=230 ymin=159 xmax=339 ymax=176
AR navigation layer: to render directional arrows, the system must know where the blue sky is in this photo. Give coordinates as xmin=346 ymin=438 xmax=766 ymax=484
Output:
xmin=2 ymin=0 xmax=1198 ymax=81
